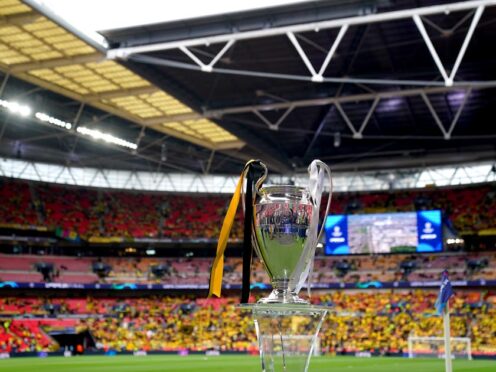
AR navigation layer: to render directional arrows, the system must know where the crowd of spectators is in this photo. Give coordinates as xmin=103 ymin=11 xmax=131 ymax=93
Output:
xmin=0 ymin=178 xmax=494 ymax=239
xmin=0 ymin=291 xmax=494 ymax=355
xmin=0 ymin=180 xmax=38 ymax=227
xmin=1 ymin=252 xmax=495 ymax=285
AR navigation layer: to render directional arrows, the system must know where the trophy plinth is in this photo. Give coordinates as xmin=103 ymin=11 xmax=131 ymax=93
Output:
xmin=239 ymin=304 xmax=329 ymax=372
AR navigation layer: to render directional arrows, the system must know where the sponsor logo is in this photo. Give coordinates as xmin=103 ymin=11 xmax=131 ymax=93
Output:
xmin=44 ymin=283 xmax=84 ymax=289
xmin=0 ymin=281 xmax=18 ymax=288
xmin=329 ymin=226 xmax=346 ymax=243
xmin=420 ymin=222 xmax=437 ymax=240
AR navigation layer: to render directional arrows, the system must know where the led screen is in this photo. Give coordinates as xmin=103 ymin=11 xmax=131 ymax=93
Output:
xmin=324 ymin=210 xmax=442 ymax=255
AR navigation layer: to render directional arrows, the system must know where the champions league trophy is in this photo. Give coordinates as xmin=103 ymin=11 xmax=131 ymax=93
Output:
xmin=209 ymin=159 xmax=332 ymax=372
xmin=246 ymin=160 xmax=332 ymax=372
xmin=252 ymin=160 xmax=331 ymax=305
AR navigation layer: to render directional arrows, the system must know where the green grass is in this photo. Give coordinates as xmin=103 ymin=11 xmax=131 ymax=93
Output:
xmin=0 ymin=355 xmax=493 ymax=372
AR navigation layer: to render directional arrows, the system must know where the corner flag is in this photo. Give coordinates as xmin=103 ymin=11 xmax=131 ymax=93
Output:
xmin=435 ymin=270 xmax=454 ymax=315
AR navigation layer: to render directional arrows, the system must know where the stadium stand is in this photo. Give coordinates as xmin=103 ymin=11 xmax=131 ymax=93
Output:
xmin=0 ymin=179 xmax=495 ymax=239
xmin=0 ymin=180 xmax=38 ymax=227
xmin=1 ymin=252 xmax=495 ymax=285
xmin=0 ymin=291 xmax=494 ymax=356
xmin=0 ymin=178 xmax=495 ymax=357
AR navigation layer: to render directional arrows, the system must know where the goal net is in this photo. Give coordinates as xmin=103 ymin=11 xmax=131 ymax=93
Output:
xmin=408 ymin=336 xmax=472 ymax=360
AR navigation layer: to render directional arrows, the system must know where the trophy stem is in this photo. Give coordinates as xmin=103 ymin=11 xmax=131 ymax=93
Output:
xmin=258 ymin=280 xmax=308 ymax=304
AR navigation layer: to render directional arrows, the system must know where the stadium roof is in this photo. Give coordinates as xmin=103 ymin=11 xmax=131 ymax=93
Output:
xmin=36 ymin=0 xmax=309 ymax=37
xmin=0 ymin=0 xmax=495 ymax=175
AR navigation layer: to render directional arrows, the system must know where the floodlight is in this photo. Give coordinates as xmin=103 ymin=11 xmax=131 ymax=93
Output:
xmin=0 ymin=99 xmax=32 ymax=117
xmin=77 ymin=126 xmax=138 ymax=150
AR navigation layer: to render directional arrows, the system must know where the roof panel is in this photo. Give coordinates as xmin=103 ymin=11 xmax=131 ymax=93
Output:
xmin=0 ymin=1 xmax=31 ymax=16
xmin=0 ymin=25 xmax=21 ymax=35
xmin=30 ymin=50 xmax=62 ymax=60
xmin=0 ymin=0 xmax=241 ymax=150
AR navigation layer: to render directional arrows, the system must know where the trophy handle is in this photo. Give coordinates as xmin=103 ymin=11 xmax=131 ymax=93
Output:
xmin=290 ymin=160 xmax=332 ymax=296
xmin=310 ymin=160 xmax=332 ymax=242
xmin=254 ymin=161 xmax=268 ymax=197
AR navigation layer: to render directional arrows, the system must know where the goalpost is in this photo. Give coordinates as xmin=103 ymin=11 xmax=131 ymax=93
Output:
xmin=407 ymin=336 xmax=472 ymax=360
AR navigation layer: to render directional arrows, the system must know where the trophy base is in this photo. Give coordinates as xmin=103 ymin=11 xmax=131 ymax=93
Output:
xmin=258 ymin=280 xmax=308 ymax=304
xmin=238 ymin=303 xmax=330 ymax=372
xmin=257 ymin=288 xmax=308 ymax=304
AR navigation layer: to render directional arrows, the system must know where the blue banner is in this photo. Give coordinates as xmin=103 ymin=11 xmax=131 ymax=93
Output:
xmin=417 ymin=210 xmax=443 ymax=252
xmin=0 ymin=279 xmax=493 ymax=291
xmin=324 ymin=214 xmax=349 ymax=254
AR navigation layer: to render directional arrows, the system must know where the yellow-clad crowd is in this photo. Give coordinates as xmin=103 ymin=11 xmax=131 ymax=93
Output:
xmin=317 ymin=290 xmax=495 ymax=355
xmin=1 ymin=291 xmax=495 ymax=355
xmin=73 ymin=291 xmax=495 ymax=355
xmin=77 ymin=297 xmax=256 ymax=352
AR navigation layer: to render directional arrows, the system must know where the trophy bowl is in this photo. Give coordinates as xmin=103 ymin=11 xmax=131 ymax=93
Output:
xmin=253 ymin=185 xmax=314 ymax=304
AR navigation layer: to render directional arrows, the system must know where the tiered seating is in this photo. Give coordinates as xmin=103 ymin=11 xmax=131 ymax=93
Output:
xmin=1 ymin=252 xmax=495 ymax=285
xmin=0 ymin=254 xmax=98 ymax=283
xmin=35 ymin=183 xmax=100 ymax=236
xmin=159 ymin=194 xmax=244 ymax=239
xmin=0 ymin=179 xmax=38 ymax=226
xmin=0 ymin=317 xmax=80 ymax=353
xmin=0 ymin=291 xmax=494 ymax=355
xmin=102 ymin=192 xmax=161 ymax=237
xmin=0 ymin=178 xmax=494 ymax=239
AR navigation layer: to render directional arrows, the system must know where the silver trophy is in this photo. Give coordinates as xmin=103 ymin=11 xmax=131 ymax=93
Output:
xmin=252 ymin=159 xmax=332 ymax=304
xmin=241 ymin=159 xmax=332 ymax=372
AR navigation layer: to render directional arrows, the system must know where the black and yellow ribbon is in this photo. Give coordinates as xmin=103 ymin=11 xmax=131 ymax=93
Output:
xmin=208 ymin=160 xmax=263 ymax=301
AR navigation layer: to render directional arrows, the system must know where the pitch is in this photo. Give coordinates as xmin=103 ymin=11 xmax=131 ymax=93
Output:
xmin=0 ymin=355 xmax=493 ymax=372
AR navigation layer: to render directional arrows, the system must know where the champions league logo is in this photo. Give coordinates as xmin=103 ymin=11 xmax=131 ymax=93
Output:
xmin=329 ymin=226 xmax=345 ymax=243
xmin=420 ymin=221 xmax=437 ymax=240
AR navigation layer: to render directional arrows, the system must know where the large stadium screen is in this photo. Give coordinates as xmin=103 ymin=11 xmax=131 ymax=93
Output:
xmin=324 ymin=210 xmax=442 ymax=255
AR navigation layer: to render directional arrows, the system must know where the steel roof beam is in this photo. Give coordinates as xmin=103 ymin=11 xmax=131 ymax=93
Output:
xmin=252 ymin=106 xmax=294 ymax=131
xmin=109 ymin=0 xmax=494 ymax=88
xmin=413 ymin=5 xmax=485 ymax=86
xmin=420 ymin=89 xmax=472 ymax=140
xmin=108 ymin=0 xmax=496 ymax=58
xmin=335 ymin=97 xmax=381 ymax=139
xmin=0 ymin=73 xmax=9 ymax=97
xmin=145 ymin=113 xmax=203 ymax=125
xmin=140 ymin=84 xmax=496 ymax=126
xmin=287 ymin=24 xmax=348 ymax=82
xmin=131 ymin=53 xmax=457 ymax=87
xmin=204 ymin=85 xmax=493 ymax=117
xmin=180 ymin=39 xmax=235 ymax=73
